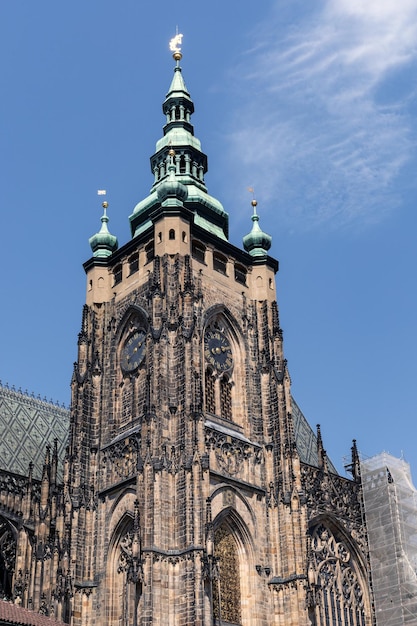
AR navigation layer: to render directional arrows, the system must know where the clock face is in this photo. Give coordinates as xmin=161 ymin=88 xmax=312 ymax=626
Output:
xmin=204 ymin=330 xmax=233 ymax=372
xmin=121 ymin=330 xmax=146 ymax=372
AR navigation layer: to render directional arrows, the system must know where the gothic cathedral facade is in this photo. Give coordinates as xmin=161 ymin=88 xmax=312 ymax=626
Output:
xmin=4 ymin=50 xmax=375 ymax=625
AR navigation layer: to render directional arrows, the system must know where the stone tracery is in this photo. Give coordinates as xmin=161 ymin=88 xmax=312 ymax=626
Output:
xmin=308 ymin=524 xmax=367 ymax=626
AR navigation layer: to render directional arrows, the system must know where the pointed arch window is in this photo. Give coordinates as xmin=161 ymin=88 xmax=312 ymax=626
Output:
xmin=145 ymin=241 xmax=154 ymax=264
xmin=129 ymin=254 xmax=139 ymax=275
xmin=204 ymin=364 xmax=234 ymax=422
xmin=192 ymin=240 xmax=206 ymax=264
xmin=213 ymin=252 xmax=227 ymax=275
xmin=205 ymin=368 xmax=216 ymax=414
xmin=220 ymin=375 xmax=232 ymax=421
xmin=121 ymin=381 xmax=133 ymax=425
xmin=213 ymin=526 xmax=242 ymax=625
xmin=203 ymin=322 xmax=238 ymax=423
xmin=234 ymin=264 xmax=247 ymax=286
xmin=308 ymin=523 xmax=369 ymax=626
xmin=117 ymin=311 xmax=148 ymax=428
xmin=113 ymin=264 xmax=123 ymax=285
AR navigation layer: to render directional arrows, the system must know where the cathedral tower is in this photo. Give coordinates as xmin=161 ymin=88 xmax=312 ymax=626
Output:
xmin=61 ymin=40 xmax=374 ymax=626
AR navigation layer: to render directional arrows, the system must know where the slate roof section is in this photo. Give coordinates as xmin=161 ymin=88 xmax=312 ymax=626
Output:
xmin=0 ymin=601 xmax=66 ymax=626
xmin=0 ymin=384 xmax=69 ymax=481
xmin=0 ymin=383 xmax=335 ymax=480
xmin=292 ymin=397 xmax=338 ymax=474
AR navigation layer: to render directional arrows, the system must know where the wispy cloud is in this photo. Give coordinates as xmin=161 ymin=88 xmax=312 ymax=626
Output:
xmin=226 ymin=0 xmax=417 ymax=229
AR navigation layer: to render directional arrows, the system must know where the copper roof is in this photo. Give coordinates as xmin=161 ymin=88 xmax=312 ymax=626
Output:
xmin=0 ymin=601 xmax=66 ymax=626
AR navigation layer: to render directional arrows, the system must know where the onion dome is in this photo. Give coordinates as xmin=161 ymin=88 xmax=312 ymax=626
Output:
xmin=243 ymin=199 xmax=272 ymax=258
xmin=89 ymin=201 xmax=118 ymax=258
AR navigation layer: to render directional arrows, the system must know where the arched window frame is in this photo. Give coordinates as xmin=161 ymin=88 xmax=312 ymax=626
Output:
xmin=192 ymin=240 xmax=206 ymax=264
xmin=203 ymin=312 xmax=246 ymax=431
xmin=145 ymin=241 xmax=154 ymax=264
xmin=210 ymin=504 xmax=257 ymax=626
xmin=213 ymin=251 xmax=228 ymax=275
xmin=205 ymin=366 xmax=216 ymax=415
xmin=234 ymin=263 xmax=247 ymax=286
xmin=115 ymin=308 xmax=149 ymax=428
xmin=308 ymin=520 xmax=371 ymax=626
xmin=113 ymin=264 xmax=123 ymax=285
xmin=220 ymin=374 xmax=232 ymax=421
xmin=128 ymin=254 xmax=139 ymax=275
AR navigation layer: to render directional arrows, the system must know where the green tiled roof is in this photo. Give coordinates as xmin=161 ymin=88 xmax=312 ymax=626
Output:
xmin=0 ymin=384 xmax=69 ymax=480
xmin=0 ymin=384 xmax=334 ymax=480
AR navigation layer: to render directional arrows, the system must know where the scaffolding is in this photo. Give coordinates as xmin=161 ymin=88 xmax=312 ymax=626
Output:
xmin=361 ymin=453 xmax=417 ymax=625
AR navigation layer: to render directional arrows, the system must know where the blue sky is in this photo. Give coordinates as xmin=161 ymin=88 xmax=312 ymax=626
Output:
xmin=1 ymin=1 xmax=416 ymax=478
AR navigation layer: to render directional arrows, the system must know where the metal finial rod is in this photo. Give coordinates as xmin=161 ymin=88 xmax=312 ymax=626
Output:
xmin=248 ymin=187 xmax=258 ymax=213
xmin=97 ymin=189 xmax=108 ymax=215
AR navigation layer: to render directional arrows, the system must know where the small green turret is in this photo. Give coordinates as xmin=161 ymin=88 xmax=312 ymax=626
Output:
xmin=89 ymin=201 xmax=118 ymax=258
xmin=243 ymin=199 xmax=272 ymax=258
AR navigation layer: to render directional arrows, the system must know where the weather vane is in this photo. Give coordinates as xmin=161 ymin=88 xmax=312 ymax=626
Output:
xmin=248 ymin=186 xmax=258 ymax=209
xmin=169 ymin=32 xmax=183 ymax=54
xmin=169 ymin=31 xmax=183 ymax=62
xmin=97 ymin=189 xmax=108 ymax=210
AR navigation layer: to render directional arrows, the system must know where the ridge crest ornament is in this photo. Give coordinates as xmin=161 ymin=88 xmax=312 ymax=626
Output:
xmin=204 ymin=330 xmax=233 ymax=372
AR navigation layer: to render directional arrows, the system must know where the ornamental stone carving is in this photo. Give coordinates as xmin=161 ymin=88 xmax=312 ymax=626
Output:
xmin=118 ymin=531 xmax=143 ymax=584
xmin=205 ymin=427 xmax=259 ymax=477
xmin=102 ymin=434 xmax=141 ymax=483
xmin=308 ymin=524 xmax=366 ymax=619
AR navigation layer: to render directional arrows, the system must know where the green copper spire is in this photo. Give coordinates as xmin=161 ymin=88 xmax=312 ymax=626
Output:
xmin=156 ymin=46 xmax=198 ymax=156
xmin=89 ymin=200 xmax=118 ymax=258
xmin=243 ymin=200 xmax=272 ymax=258
xmin=129 ymin=37 xmax=229 ymax=241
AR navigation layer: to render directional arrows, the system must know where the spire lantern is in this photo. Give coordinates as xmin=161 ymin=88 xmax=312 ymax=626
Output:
xmin=243 ymin=198 xmax=272 ymax=258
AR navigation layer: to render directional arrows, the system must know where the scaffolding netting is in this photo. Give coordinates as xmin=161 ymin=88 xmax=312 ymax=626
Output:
xmin=361 ymin=453 xmax=417 ymax=625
